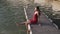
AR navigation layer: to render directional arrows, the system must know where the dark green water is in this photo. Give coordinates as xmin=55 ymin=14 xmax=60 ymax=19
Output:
xmin=0 ymin=0 xmax=26 ymax=34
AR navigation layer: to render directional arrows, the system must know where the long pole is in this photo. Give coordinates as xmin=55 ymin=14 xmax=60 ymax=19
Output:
xmin=24 ymin=6 xmax=32 ymax=34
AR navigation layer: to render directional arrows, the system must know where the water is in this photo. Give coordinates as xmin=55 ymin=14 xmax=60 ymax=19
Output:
xmin=0 ymin=0 xmax=26 ymax=34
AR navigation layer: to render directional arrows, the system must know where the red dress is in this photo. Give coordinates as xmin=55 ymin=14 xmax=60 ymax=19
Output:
xmin=30 ymin=12 xmax=38 ymax=24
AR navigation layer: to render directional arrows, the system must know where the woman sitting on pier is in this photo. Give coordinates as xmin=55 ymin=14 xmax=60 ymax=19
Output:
xmin=16 ymin=6 xmax=41 ymax=26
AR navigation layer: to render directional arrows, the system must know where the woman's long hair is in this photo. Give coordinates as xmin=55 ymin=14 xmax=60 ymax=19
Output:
xmin=36 ymin=6 xmax=41 ymax=15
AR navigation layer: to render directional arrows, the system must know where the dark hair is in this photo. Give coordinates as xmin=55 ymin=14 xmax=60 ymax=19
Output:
xmin=36 ymin=6 xmax=41 ymax=15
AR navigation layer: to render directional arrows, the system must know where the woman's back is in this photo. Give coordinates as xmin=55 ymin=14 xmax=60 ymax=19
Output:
xmin=30 ymin=11 xmax=38 ymax=24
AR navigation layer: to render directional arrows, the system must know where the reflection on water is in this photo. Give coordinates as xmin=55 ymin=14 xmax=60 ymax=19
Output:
xmin=0 ymin=0 xmax=26 ymax=34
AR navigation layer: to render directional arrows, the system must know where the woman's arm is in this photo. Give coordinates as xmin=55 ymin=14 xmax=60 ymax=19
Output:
xmin=34 ymin=11 xmax=39 ymax=16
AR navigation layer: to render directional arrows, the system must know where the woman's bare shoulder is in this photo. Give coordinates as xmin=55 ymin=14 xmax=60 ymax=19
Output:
xmin=34 ymin=11 xmax=38 ymax=14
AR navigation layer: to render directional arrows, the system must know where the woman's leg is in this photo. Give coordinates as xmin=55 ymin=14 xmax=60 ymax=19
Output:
xmin=16 ymin=20 xmax=31 ymax=34
xmin=16 ymin=20 xmax=30 ymax=26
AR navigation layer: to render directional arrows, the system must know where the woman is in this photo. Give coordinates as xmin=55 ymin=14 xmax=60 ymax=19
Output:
xmin=29 ymin=6 xmax=41 ymax=24
xmin=16 ymin=6 xmax=41 ymax=26
xmin=16 ymin=6 xmax=41 ymax=34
